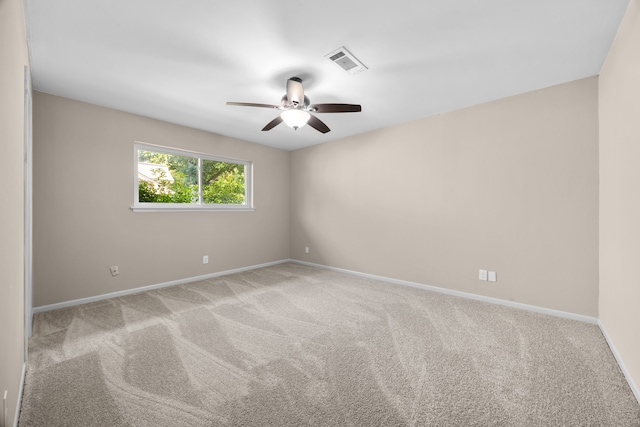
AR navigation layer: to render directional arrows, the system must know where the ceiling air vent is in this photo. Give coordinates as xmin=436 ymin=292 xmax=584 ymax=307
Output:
xmin=325 ymin=47 xmax=368 ymax=75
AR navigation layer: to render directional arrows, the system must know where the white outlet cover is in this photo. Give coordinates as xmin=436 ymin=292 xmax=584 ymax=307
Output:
xmin=479 ymin=269 xmax=488 ymax=281
xmin=203 ymin=256 xmax=209 ymax=264
xmin=488 ymin=271 xmax=497 ymax=282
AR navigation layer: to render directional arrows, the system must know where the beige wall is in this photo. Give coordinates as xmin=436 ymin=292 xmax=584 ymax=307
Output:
xmin=0 ymin=0 xmax=28 ymax=423
xmin=33 ymin=92 xmax=290 ymax=307
xmin=291 ymin=77 xmax=599 ymax=316
xmin=599 ymin=0 xmax=640 ymax=399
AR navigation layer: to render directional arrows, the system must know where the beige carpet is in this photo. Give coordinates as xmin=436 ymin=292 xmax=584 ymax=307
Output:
xmin=20 ymin=263 xmax=640 ymax=426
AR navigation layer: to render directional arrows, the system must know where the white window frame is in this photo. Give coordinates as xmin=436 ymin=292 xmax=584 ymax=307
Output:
xmin=132 ymin=142 xmax=254 ymax=212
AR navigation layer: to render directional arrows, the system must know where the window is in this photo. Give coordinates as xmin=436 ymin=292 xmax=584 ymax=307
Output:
xmin=132 ymin=143 xmax=252 ymax=211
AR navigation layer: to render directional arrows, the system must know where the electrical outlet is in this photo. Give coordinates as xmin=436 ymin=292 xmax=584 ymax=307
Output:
xmin=305 ymin=247 xmax=309 ymax=254
xmin=203 ymin=255 xmax=209 ymax=264
xmin=488 ymin=271 xmax=497 ymax=282
xmin=109 ymin=266 xmax=119 ymax=276
xmin=479 ymin=269 xmax=488 ymax=281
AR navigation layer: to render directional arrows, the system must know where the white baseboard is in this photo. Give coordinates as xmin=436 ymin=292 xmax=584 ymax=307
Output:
xmin=34 ymin=256 xmax=599 ymax=324
xmin=33 ymin=259 xmax=291 ymax=314
xmin=291 ymin=259 xmax=599 ymax=325
xmin=13 ymin=362 xmax=25 ymax=427
xmin=598 ymin=321 xmax=640 ymax=405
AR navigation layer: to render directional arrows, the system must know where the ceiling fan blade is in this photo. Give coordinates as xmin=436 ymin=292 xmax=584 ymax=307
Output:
xmin=261 ymin=115 xmax=283 ymax=131
xmin=310 ymin=103 xmax=362 ymax=113
xmin=226 ymin=102 xmax=280 ymax=109
xmin=286 ymin=77 xmax=304 ymax=106
xmin=307 ymin=114 xmax=331 ymax=134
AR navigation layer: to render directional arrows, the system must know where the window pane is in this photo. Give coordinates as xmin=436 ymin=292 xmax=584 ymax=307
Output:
xmin=138 ymin=150 xmax=198 ymax=204
xmin=201 ymin=159 xmax=246 ymax=205
xmin=136 ymin=146 xmax=249 ymax=209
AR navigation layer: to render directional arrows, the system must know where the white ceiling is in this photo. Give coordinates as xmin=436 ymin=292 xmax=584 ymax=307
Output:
xmin=24 ymin=0 xmax=630 ymax=151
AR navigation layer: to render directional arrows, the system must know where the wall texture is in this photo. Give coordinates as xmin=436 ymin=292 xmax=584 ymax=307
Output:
xmin=599 ymin=0 xmax=640 ymax=400
xmin=291 ymin=77 xmax=599 ymax=316
xmin=0 ymin=0 xmax=28 ymax=424
xmin=33 ymin=92 xmax=290 ymax=307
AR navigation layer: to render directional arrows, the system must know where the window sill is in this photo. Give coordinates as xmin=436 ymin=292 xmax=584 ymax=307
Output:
xmin=131 ymin=205 xmax=255 ymax=213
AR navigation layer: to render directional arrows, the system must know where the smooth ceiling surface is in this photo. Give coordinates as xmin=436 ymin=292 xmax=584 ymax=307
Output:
xmin=24 ymin=0 xmax=630 ymax=150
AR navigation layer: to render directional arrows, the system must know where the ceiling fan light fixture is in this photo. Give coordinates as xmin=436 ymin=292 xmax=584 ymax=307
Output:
xmin=280 ymin=109 xmax=310 ymax=130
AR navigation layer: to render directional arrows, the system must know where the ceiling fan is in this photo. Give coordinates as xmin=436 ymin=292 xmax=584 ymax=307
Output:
xmin=226 ymin=77 xmax=361 ymax=133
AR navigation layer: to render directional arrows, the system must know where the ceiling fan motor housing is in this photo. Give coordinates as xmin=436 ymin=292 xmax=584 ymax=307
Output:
xmin=281 ymin=94 xmax=310 ymax=109
xmin=284 ymin=77 xmax=308 ymax=107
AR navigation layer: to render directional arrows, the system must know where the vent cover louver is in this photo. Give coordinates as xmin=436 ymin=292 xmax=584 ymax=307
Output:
xmin=325 ymin=47 xmax=367 ymax=75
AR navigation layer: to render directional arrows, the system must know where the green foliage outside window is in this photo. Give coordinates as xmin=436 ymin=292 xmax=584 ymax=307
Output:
xmin=138 ymin=149 xmax=246 ymax=205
